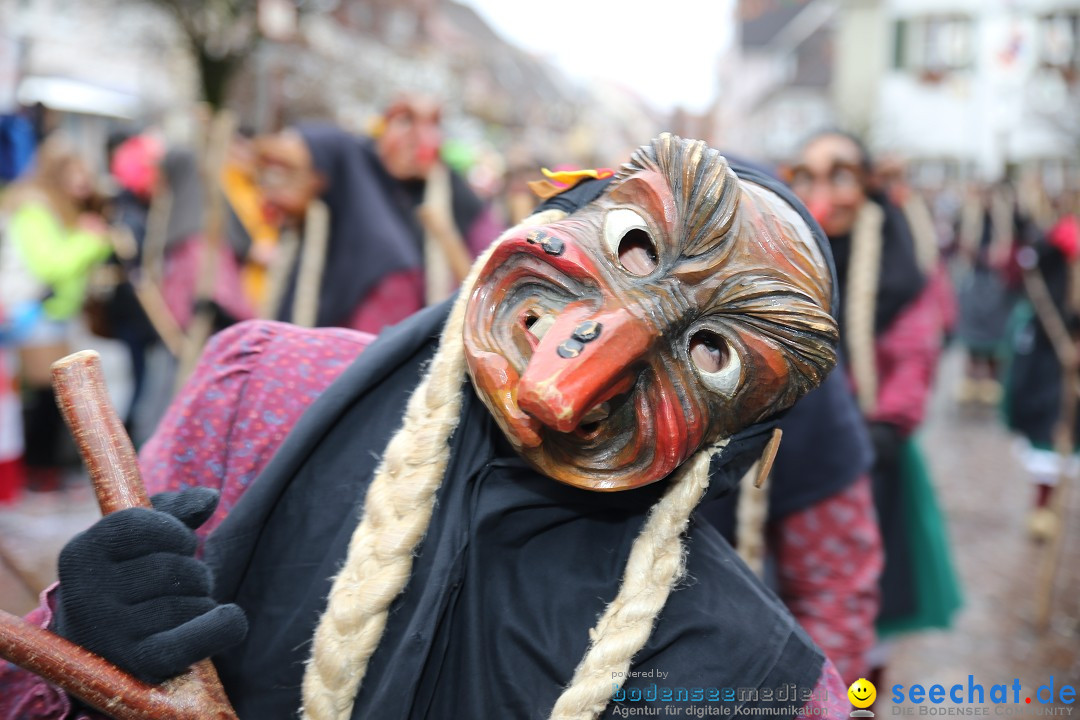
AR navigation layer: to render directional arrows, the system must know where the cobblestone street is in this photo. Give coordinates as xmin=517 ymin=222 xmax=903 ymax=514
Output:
xmin=886 ymin=349 xmax=1080 ymax=709
xmin=1 ymin=343 xmax=1078 ymax=707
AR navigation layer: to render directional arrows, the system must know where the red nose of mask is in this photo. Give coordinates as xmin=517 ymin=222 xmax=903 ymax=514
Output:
xmin=807 ymin=199 xmax=831 ymax=227
xmin=415 ymin=127 xmax=441 ymax=168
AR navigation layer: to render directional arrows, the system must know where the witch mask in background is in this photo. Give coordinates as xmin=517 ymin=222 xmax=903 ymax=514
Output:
xmin=463 ymin=134 xmax=839 ymax=492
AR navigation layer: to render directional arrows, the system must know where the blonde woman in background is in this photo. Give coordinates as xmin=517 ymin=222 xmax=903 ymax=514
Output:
xmin=0 ymin=135 xmax=111 ymax=490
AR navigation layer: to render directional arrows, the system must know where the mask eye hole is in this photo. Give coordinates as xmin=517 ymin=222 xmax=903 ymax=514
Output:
xmin=689 ymin=329 xmax=742 ymax=394
xmin=618 ymin=228 xmax=658 ymax=275
xmin=603 ymin=208 xmax=658 ymax=276
xmin=690 ymin=330 xmax=728 ymax=373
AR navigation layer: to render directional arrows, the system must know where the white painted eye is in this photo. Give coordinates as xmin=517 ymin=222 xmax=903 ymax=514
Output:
xmin=603 ymin=208 xmax=658 ymax=275
xmin=689 ymin=329 xmax=742 ymax=395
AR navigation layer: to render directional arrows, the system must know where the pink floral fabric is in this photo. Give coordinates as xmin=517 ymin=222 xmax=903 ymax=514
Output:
xmin=869 ymin=281 xmax=946 ymax=435
xmin=141 ymin=320 xmax=372 ymax=541
xmin=772 ymin=475 xmax=883 ymax=685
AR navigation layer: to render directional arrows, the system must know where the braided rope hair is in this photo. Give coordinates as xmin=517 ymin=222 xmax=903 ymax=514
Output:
xmin=548 ymin=442 xmax=727 ymax=720
xmin=734 ymin=464 xmax=770 ymax=577
xmin=845 ymin=201 xmax=884 ymax=415
xmin=300 ymin=208 xmax=566 ymax=720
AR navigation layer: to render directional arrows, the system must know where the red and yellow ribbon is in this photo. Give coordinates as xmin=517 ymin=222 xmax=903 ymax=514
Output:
xmin=527 ymin=167 xmax=615 ymax=199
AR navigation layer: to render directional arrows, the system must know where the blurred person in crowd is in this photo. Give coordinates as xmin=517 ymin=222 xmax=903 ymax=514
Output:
xmin=220 ymin=127 xmax=281 ymax=315
xmin=0 ymin=135 xmax=112 ymax=490
xmin=255 ymin=94 xmax=503 ymax=333
xmin=788 ymin=130 xmax=961 ymax=688
xmin=155 ymin=147 xmax=254 ymax=333
xmin=101 ymin=132 xmax=165 ymax=437
xmin=954 ymin=181 xmax=1032 ymax=405
xmin=122 ymin=147 xmax=256 ymax=444
xmin=1003 ymin=193 xmax=1080 ymax=541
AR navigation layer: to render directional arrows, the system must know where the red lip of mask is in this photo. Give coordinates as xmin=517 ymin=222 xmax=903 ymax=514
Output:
xmin=463 ymin=134 xmax=839 ymax=491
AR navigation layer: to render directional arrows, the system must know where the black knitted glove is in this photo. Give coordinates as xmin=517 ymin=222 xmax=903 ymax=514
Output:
xmin=53 ymin=487 xmax=248 ymax=684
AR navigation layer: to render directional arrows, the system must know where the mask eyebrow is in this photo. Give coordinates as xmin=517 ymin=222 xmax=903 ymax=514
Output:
xmin=703 ymin=270 xmax=838 ymax=393
xmin=614 ymin=134 xmax=740 ymax=258
xmin=607 ymin=172 xmax=676 ymax=236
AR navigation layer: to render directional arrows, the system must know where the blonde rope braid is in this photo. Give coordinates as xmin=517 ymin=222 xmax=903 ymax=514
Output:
xmin=902 ymin=194 xmax=939 ymax=276
xmin=300 ymin=209 xmax=567 ymax=720
xmin=548 ymin=440 xmax=728 ymax=720
xmin=734 ymin=465 xmax=770 ymax=577
xmin=846 ymin=202 xmax=884 ymax=415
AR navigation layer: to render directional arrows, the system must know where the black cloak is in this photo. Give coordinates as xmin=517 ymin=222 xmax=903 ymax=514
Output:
xmin=202 ymin=301 xmax=825 ymax=720
xmin=1006 ymin=237 xmax=1080 ymax=448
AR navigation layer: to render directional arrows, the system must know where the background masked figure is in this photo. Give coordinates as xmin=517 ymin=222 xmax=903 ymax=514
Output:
xmin=1004 ymin=203 xmax=1080 ymax=540
xmin=3 ymin=135 xmax=850 ymax=720
xmin=700 ymin=154 xmax=881 ymax=686
xmin=255 ymin=95 xmax=504 ymax=333
xmin=789 ymin=130 xmax=962 ymax=687
xmin=701 ymin=362 xmax=880 ymax=685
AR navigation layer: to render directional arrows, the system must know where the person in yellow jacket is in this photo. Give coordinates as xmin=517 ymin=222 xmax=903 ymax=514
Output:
xmin=0 ymin=135 xmax=111 ymax=490
xmin=220 ymin=130 xmax=279 ymax=313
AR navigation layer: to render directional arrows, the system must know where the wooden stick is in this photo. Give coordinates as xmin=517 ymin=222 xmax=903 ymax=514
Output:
xmin=0 ymin=351 xmax=238 ymax=719
xmin=53 ymin=351 xmax=148 ymax=513
xmin=754 ymin=428 xmax=783 ymax=489
xmin=417 ymin=203 xmax=472 ymax=285
xmin=290 ymin=199 xmax=329 ymax=328
xmin=177 ymin=111 xmax=236 ymax=387
xmin=418 ymin=163 xmax=472 ymax=305
xmin=259 ymin=228 xmax=299 ymax=320
xmin=1022 ymin=267 xmax=1078 ymax=372
xmin=132 ymin=279 xmax=185 ymax=357
xmin=1034 ymin=364 xmax=1077 ymax=632
xmin=0 ymin=612 xmax=235 ymax=720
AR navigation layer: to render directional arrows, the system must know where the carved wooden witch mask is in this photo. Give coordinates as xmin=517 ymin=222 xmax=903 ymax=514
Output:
xmin=464 ymin=134 xmax=839 ymax=491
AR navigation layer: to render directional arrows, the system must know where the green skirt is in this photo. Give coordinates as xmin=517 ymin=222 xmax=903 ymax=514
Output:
xmin=877 ymin=438 xmax=963 ymax=638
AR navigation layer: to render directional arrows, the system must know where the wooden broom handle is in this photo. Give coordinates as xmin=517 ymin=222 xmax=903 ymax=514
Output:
xmin=53 ymin=350 xmax=150 ymax=514
xmin=0 ymin=351 xmax=239 ymax=720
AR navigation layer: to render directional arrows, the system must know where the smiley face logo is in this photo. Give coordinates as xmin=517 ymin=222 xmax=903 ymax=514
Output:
xmin=848 ymin=678 xmax=877 ymax=709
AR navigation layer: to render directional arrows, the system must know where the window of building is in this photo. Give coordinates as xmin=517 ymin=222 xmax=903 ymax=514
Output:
xmin=893 ymin=15 xmax=974 ymax=77
xmin=1038 ymin=12 xmax=1080 ymax=71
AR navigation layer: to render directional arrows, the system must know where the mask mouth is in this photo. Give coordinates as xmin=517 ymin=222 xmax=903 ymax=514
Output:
xmin=574 ymin=403 xmax=610 ymax=442
xmin=575 ymin=388 xmax=632 ymax=441
xmin=579 ymin=401 xmax=610 ymax=427
xmin=523 ymin=311 xmax=557 ymax=343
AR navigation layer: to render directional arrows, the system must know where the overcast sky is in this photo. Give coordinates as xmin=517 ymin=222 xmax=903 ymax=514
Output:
xmin=456 ymin=0 xmax=736 ymax=114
